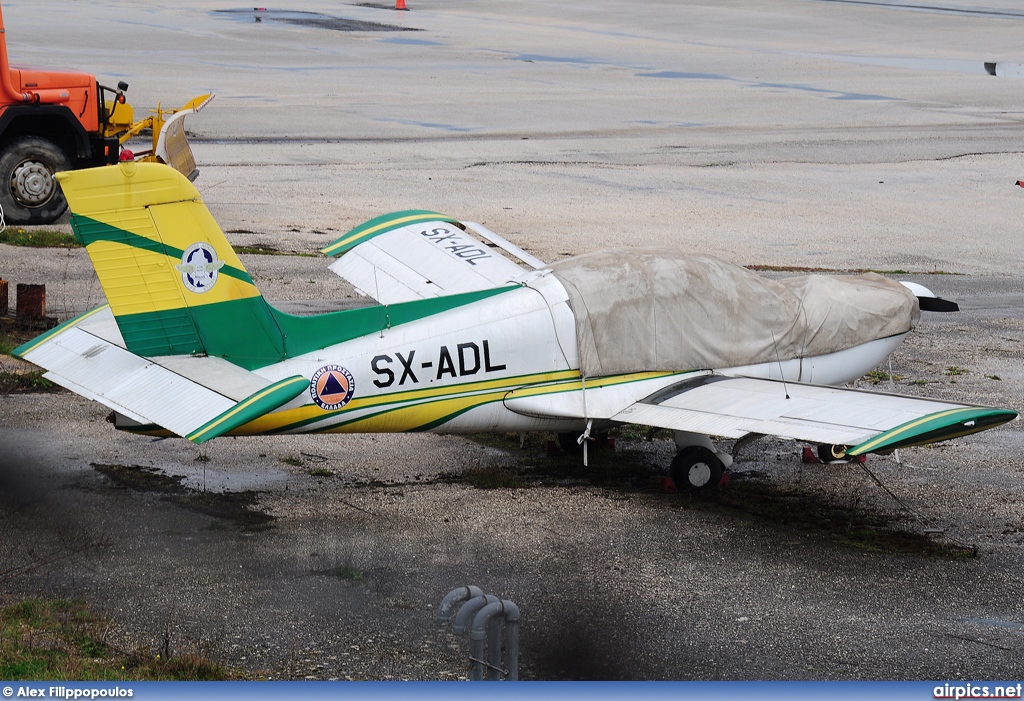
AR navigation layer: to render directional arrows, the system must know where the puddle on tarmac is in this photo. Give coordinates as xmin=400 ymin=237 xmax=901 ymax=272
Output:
xmin=515 ymin=54 xmax=607 ymax=66
xmin=812 ymin=0 xmax=1024 ymax=21
xmin=379 ymin=36 xmax=444 ymax=46
xmin=91 ymin=462 xmax=280 ymax=530
xmin=790 ymin=52 xmax=990 ymax=77
xmin=375 ymin=116 xmax=476 ymax=132
xmin=214 ymin=8 xmax=419 ymax=32
xmin=638 ymin=71 xmax=896 ymax=101
xmin=755 ymin=81 xmax=894 ymax=101
xmin=789 ymin=53 xmax=1024 ymax=80
xmin=638 ymin=71 xmax=735 ymax=81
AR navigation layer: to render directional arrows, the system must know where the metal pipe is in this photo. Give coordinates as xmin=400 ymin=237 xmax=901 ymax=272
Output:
xmin=471 ymin=600 xmax=521 ymax=681
xmin=437 ymin=585 xmax=484 ymax=626
xmin=501 ymin=600 xmax=520 ymax=681
xmin=468 ymin=602 xmax=500 ymax=682
xmin=439 ymin=587 xmax=520 ymax=681
xmin=455 ymin=594 xmax=497 ymax=681
xmin=453 ymin=594 xmax=497 ymax=636
xmin=486 ymin=615 xmax=502 ymax=681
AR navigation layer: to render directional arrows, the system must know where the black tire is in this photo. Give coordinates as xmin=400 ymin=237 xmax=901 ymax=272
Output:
xmin=671 ymin=445 xmax=723 ymax=492
xmin=817 ymin=444 xmax=849 ymax=463
xmin=0 ymin=136 xmax=71 ymax=225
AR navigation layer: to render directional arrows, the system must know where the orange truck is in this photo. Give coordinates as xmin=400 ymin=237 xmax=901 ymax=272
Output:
xmin=0 ymin=1 xmax=212 ymax=224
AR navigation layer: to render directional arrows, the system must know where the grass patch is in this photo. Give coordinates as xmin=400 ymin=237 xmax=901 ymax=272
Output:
xmin=0 ymin=370 xmax=58 ymax=394
xmin=319 ymin=565 xmax=364 ymax=581
xmin=279 ymin=456 xmax=303 ymax=467
xmin=308 ymin=467 xmax=335 ymax=477
xmin=232 ymin=244 xmax=317 ymax=257
xmin=0 ymin=228 xmax=80 ymax=248
xmin=0 ymin=597 xmax=236 ymax=680
xmin=863 ymin=370 xmax=905 ymax=385
xmin=945 ymin=366 xmax=970 ymax=376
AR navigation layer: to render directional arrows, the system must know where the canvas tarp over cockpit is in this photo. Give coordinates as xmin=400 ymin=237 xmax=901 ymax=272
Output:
xmin=547 ymin=249 xmax=919 ymax=379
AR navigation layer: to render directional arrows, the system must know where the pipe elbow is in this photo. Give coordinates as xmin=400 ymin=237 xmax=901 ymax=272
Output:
xmin=453 ymin=594 xmax=497 ymax=636
xmin=500 ymin=599 xmax=521 ymax=623
xmin=470 ymin=601 xmax=506 ymax=642
xmin=437 ymin=585 xmax=484 ymax=625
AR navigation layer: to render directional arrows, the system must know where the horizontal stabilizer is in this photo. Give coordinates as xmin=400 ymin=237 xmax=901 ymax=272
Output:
xmin=14 ymin=306 xmax=302 ymax=442
xmin=323 ymin=211 xmax=534 ymax=304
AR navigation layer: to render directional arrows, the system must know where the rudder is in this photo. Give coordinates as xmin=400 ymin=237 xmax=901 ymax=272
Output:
xmin=58 ymin=162 xmax=286 ymax=369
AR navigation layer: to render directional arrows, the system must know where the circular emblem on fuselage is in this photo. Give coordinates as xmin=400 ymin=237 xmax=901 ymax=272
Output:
xmin=310 ymin=365 xmax=356 ymax=411
xmin=177 ymin=242 xmax=225 ymax=294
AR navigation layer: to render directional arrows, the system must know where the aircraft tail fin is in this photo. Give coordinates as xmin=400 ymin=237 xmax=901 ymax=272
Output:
xmin=58 ymin=162 xmax=286 ymax=369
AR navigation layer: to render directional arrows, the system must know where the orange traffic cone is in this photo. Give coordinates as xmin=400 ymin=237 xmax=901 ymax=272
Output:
xmin=395 ymin=0 xmax=408 ymax=9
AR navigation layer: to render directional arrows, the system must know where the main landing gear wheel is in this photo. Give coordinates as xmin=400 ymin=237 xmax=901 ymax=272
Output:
xmin=0 ymin=136 xmax=71 ymax=225
xmin=671 ymin=445 xmax=723 ymax=492
xmin=817 ymin=444 xmax=850 ymax=463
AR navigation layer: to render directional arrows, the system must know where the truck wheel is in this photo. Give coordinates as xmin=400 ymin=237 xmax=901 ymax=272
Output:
xmin=0 ymin=137 xmax=71 ymax=225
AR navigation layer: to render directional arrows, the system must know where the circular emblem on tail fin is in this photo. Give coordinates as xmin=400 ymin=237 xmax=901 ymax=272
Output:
xmin=310 ymin=365 xmax=356 ymax=411
xmin=177 ymin=242 xmax=225 ymax=294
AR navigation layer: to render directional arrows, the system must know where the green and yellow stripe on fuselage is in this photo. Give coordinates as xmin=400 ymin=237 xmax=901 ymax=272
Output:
xmin=226 ymin=370 xmax=681 ymax=436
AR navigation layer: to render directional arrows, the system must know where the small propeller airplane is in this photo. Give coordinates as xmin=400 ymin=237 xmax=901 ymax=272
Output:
xmin=14 ymin=162 xmax=1017 ymax=490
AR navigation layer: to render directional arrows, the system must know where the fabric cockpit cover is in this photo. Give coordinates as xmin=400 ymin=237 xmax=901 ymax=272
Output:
xmin=547 ymin=249 xmax=919 ymax=379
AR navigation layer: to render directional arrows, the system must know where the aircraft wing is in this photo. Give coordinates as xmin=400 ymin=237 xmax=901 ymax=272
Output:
xmin=610 ymin=375 xmax=1016 ymax=456
xmin=13 ymin=306 xmax=307 ymax=444
xmin=321 ymin=211 xmax=541 ymax=304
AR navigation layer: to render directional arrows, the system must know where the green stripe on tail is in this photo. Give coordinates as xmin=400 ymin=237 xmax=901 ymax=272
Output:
xmin=321 ymin=210 xmax=458 ymax=257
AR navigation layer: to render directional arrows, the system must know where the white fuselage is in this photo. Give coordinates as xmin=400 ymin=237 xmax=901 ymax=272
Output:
xmin=251 ymin=270 xmax=906 ymax=436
